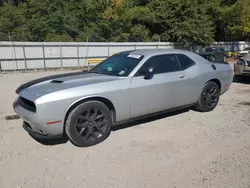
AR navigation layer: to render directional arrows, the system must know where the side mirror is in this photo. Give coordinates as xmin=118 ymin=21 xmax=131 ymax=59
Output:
xmin=143 ymin=67 xmax=154 ymax=80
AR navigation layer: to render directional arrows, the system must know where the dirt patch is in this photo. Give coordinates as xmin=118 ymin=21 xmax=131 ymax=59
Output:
xmin=0 ymin=71 xmax=249 ymax=188
xmin=4 ymin=115 xmax=20 ymax=120
xmin=238 ymin=101 xmax=250 ymax=106
xmin=237 ymin=89 xmax=250 ymax=94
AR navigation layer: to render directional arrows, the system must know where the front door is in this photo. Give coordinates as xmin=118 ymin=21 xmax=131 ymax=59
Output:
xmin=129 ymin=54 xmax=187 ymax=118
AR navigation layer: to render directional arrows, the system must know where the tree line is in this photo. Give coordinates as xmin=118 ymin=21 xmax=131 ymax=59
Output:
xmin=0 ymin=0 xmax=249 ymax=45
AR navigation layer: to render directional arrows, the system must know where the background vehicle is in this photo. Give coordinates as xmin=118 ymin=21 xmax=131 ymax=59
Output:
xmin=239 ymin=47 xmax=250 ymax=57
xmin=234 ymin=54 xmax=250 ymax=78
xmin=13 ymin=49 xmax=233 ymax=147
xmin=198 ymin=47 xmax=227 ymax=63
xmin=226 ymin=45 xmax=240 ymax=58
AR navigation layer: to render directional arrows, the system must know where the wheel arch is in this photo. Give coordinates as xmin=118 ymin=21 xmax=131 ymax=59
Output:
xmin=63 ymin=96 xmax=116 ymax=130
xmin=205 ymin=78 xmax=221 ymax=92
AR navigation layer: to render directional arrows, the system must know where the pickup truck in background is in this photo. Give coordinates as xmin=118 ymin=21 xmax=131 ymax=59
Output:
xmin=197 ymin=47 xmax=227 ymax=63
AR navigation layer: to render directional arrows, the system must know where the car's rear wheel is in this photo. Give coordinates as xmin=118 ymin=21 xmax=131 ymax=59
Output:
xmin=194 ymin=81 xmax=220 ymax=112
xmin=65 ymin=101 xmax=112 ymax=147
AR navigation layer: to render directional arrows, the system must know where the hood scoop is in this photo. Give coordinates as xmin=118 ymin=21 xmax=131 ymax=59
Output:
xmin=50 ymin=80 xmax=64 ymax=83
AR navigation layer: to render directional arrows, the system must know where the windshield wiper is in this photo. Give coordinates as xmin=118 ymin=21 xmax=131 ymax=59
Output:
xmin=88 ymin=70 xmax=121 ymax=76
xmin=88 ymin=70 xmax=103 ymax=74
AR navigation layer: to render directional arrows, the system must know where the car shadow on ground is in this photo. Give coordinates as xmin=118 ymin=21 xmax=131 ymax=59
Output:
xmin=30 ymin=108 xmax=190 ymax=146
xmin=31 ymin=135 xmax=69 ymax=146
xmin=233 ymin=76 xmax=250 ymax=84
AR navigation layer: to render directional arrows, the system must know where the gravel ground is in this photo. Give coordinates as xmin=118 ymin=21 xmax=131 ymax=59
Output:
xmin=0 ymin=70 xmax=250 ymax=188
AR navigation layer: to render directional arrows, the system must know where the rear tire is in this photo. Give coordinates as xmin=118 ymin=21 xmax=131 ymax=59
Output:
xmin=65 ymin=101 xmax=112 ymax=147
xmin=194 ymin=81 xmax=220 ymax=112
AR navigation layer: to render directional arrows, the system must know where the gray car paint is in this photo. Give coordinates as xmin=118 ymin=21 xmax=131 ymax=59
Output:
xmin=14 ymin=49 xmax=233 ymax=136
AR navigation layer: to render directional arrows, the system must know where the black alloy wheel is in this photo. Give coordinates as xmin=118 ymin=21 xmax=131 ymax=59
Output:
xmin=65 ymin=101 xmax=112 ymax=147
xmin=194 ymin=81 xmax=220 ymax=112
xmin=202 ymin=83 xmax=220 ymax=109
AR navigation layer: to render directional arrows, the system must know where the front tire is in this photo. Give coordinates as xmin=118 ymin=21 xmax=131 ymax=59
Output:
xmin=194 ymin=81 xmax=220 ymax=112
xmin=65 ymin=101 xmax=112 ymax=147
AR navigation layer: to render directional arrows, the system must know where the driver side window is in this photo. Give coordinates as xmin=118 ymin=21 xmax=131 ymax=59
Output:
xmin=136 ymin=54 xmax=181 ymax=76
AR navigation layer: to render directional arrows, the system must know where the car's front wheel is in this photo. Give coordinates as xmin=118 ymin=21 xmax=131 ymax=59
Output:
xmin=65 ymin=101 xmax=112 ymax=147
xmin=194 ymin=81 xmax=220 ymax=112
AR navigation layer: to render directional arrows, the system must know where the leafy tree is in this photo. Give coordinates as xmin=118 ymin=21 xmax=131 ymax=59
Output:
xmin=147 ymin=0 xmax=214 ymax=45
xmin=0 ymin=2 xmax=26 ymax=40
xmin=0 ymin=0 xmax=249 ymax=43
xmin=219 ymin=0 xmax=250 ymax=41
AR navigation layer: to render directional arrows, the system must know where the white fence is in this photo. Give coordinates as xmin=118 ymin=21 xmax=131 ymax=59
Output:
xmin=0 ymin=41 xmax=249 ymax=71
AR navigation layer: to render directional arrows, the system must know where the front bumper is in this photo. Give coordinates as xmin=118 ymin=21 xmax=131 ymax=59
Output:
xmin=13 ymin=99 xmax=64 ymax=136
xmin=23 ymin=121 xmax=63 ymax=140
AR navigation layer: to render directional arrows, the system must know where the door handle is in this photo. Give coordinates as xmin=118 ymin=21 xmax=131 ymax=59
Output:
xmin=179 ymin=75 xmax=185 ymax=78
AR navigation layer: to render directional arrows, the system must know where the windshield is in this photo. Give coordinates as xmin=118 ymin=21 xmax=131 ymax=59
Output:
xmin=89 ymin=52 xmax=144 ymax=76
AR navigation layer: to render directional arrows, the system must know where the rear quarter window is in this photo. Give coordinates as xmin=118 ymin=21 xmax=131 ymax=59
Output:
xmin=175 ymin=54 xmax=196 ymax=70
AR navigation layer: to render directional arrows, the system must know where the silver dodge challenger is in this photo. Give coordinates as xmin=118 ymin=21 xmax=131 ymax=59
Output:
xmin=13 ymin=49 xmax=234 ymax=147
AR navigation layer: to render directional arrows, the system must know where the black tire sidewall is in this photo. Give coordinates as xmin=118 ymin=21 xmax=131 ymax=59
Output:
xmin=198 ymin=81 xmax=220 ymax=112
xmin=65 ymin=101 xmax=112 ymax=147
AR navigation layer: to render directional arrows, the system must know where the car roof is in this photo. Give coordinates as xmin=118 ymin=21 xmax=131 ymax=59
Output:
xmin=120 ymin=49 xmax=209 ymax=64
xmin=123 ymin=48 xmax=191 ymax=56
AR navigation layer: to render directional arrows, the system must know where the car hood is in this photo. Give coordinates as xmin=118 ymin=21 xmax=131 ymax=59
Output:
xmin=16 ymin=71 xmax=121 ymax=97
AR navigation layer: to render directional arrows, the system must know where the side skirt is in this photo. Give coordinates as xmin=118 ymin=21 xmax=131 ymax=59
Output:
xmin=114 ymin=103 xmax=196 ymax=126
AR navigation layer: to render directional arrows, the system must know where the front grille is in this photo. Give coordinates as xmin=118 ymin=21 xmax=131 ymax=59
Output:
xmin=17 ymin=97 xmax=36 ymax=112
